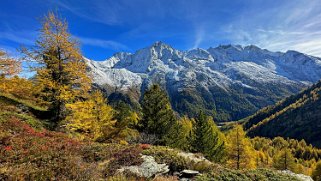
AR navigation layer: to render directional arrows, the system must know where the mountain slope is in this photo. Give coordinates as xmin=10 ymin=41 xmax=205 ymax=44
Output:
xmin=245 ymin=80 xmax=321 ymax=147
xmin=0 ymin=93 xmax=301 ymax=180
xmin=86 ymin=42 xmax=321 ymax=121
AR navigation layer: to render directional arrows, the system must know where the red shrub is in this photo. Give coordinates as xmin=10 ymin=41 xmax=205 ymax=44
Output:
xmin=4 ymin=146 xmax=12 ymax=151
xmin=139 ymin=144 xmax=151 ymax=150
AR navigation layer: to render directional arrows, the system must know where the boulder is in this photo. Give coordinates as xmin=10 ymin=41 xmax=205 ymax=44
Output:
xmin=177 ymin=152 xmax=212 ymax=165
xmin=118 ymin=155 xmax=169 ymax=178
xmin=280 ymin=170 xmax=313 ymax=181
xmin=180 ymin=170 xmax=200 ymax=178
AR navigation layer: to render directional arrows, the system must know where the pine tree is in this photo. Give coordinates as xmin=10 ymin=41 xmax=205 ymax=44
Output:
xmin=226 ymin=125 xmax=255 ymax=169
xmin=273 ymin=148 xmax=296 ymax=171
xmin=141 ymin=84 xmax=176 ymax=142
xmin=0 ymin=50 xmax=20 ymax=77
xmin=65 ymin=90 xmax=115 ymax=141
xmin=112 ymin=101 xmax=140 ymax=143
xmin=165 ymin=116 xmax=194 ymax=151
xmin=22 ymin=12 xmax=91 ymax=123
xmin=192 ymin=111 xmax=226 ymax=162
xmin=312 ymin=161 xmax=321 ymax=181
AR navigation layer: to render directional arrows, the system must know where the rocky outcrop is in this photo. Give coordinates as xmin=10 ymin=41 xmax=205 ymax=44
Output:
xmin=118 ymin=155 xmax=169 ymax=178
xmin=177 ymin=152 xmax=212 ymax=165
xmin=280 ymin=170 xmax=313 ymax=181
xmin=117 ymin=154 xmax=202 ymax=180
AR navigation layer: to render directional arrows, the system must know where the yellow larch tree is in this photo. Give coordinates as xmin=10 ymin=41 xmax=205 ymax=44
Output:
xmin=226 ymin=125 xmax=256 ymax=169
xmin=0 ymin=50 xmax=21 ymax=77
xmin=273 ymin=148 xmax=297 ymax=171
xmin=0 ymin=50 xmax=21 ymax=93
xmin=22 ymin=12 xmax=91 ymax=123
xmin=65 ymin=90 xmax=116 ymax=141
xmin=313 ymin=161 xmax=321 ymax=181
xmin=0 ymin=50 xmax=44 ymax=105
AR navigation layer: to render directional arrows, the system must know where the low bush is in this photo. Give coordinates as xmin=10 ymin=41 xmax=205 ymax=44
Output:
xmin=105 ymin=146 xmax=144 ymax=176
xmin=195 ymin=168 xmax=301 ymax=181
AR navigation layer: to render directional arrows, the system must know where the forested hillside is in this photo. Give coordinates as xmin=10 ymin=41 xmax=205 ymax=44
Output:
xmin=1 ymin=12 xmax=321 ymax=181
xmin=245 ymin=80 xmax=321 ymax=147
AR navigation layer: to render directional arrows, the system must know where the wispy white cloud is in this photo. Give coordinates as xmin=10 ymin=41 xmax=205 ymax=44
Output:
xmin=53 ymin=0 xmax=134 ymax=26
xmin=78 ymin=37 xmax=130 ymax=51
xmin=221 ymin=0 xmax=321 ymax=56
xmin=0 ymin=30 xmax=37 ymax=58
xmin=3 ymin=0 xmax=321 ymax=57
xmin=0 ymin=31 xmax=35 ymax=45
xmin=53 ymin=0 xmax=187 ymax=26
xmin=52 ymin=0 xmax=230 ymax=49
xmin=193 ymin=26 xmax=205 ymax=49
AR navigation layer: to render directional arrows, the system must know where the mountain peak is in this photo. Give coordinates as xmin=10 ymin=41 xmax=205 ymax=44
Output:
xmin=186 ymin=48 xmax=213 ymax=61
xmin=244 ymin=44 xmax=261 ymax=50
xmin=285 ymin=50 xmax=302 ymax=55
xmin=87 ymin=42 xmax=321 ymax=121
xmin=150 ymin=41 xmax=171 ymax=48
xmin=216 ymin=44 xmax=243 ymax=51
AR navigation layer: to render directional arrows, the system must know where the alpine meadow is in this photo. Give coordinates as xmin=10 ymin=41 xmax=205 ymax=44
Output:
xmin=1 ymin=1 xmax=321 ymax=181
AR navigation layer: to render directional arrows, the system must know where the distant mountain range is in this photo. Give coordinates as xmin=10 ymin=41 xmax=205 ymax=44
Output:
xmin=245 ymin=80 xmax=321 ymax=148
xmin=85 ymin=41 xmax=321 ymax=121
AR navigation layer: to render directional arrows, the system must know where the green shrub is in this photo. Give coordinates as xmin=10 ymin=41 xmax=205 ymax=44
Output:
xmin=190 ymin=161 xmax=215 ymax=173
xmin=195 ymin=168 xmax=301 ymax=181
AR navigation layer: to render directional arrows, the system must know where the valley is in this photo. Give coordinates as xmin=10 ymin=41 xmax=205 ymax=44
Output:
xmin=1 ymin=1 xmax=321 ymax=180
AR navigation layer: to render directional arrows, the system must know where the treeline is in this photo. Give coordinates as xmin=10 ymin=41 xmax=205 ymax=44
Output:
xmin=1 ymin=12 xmax=321 ymax=180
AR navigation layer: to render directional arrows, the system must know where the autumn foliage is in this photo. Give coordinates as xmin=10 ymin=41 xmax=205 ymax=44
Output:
xmin=0 ymin=50 xmax=20 ymax=77
xmin=1 ymin=11 xmax=321 ymax=180
xmin=23 ymin=12 xmax=91 ymax=123
xmin=65 ymin=90 xmax=116 ymax=141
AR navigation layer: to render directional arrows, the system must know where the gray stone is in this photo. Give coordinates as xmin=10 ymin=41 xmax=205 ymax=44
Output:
xmin=280 ymin=170 xmax=313 ymax=181
xmin=180 ymin=170 xmax=200 ymax=178
xmin=118 ymin=155 xmax=169 ymax=178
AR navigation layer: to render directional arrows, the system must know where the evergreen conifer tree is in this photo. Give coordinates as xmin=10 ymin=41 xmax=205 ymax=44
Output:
xmin=141 ymin=84 xmax=176 ymax=142
xmin=165 ymin=116 xmax=193 ymax=151
xmin=112 ymin=101 xmax=140 ymax=143
xmin=192 ymin=111 xmax=226 ymax=162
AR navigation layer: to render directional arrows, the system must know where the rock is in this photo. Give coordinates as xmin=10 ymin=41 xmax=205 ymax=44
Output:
xmin=177 ymin=152 xmax=212 ymax=165
xmin=173 ymin=172 xmax=181 ymax=176
xmin=180 ymin=170 xmax=200 ymax=178
xmin=280 ymin=170 xmax=313 ymax=181
xmin=118 ymin=155 xmax=169 ymax=178
xmin=180 ymin=178 xmax=191 ymax=181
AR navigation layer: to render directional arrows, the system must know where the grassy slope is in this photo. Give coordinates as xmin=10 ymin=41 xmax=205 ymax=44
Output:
xmin=0 ymin=94 xmax=301 ymax=180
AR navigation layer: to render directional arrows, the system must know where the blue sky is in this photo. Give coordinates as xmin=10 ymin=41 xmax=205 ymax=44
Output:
xmin=1 ymin=0 xmax=321 ymax=60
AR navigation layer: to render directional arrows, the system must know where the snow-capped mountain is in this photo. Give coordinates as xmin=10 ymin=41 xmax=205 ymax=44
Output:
xmin=85 ymin=41 xmax=321 ymax=121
